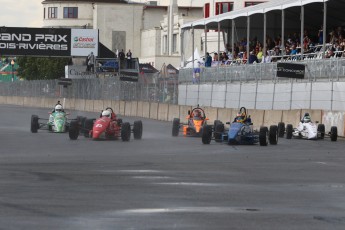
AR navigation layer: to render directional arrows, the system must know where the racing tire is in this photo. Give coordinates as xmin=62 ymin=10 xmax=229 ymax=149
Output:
xmin=121 ymin=122 xmax=131 ymax=141
xmin=330 ymin=126 xmax=338 ymax=142
xmin=286 ymin=124 xmax=293 ymax=139
xmin=278 ymin=122 xmax=285 ymax=138
xmin=133 ymin=120 xmax=143 ymax=140
xmin=172 ymin=118 xmax=180 ymax=136
xmin=317 ymin=124 xmax=325 ymax=139
xmin=69 ymin=121 xmax=79 ymax=140
xmin=269 ymin=125 xmax=278 ymax=145
xmin=214 ymin=122 xmax=224 ymax=142
xmin=202 ymin=125 xmax=212 ymax=144
xmin=31 ymin=115 xmax=39 ymax=133
xmin=214 ymin=120 xmax=221 ymax=128
xmin=259 ymin=126 xmax=268 ymax=146
xmin=83 ymin=118 xmax=94 ymax=138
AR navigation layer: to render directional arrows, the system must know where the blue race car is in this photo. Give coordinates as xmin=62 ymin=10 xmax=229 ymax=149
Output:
xmin=202 ymin=107 xmax=278 ymax=146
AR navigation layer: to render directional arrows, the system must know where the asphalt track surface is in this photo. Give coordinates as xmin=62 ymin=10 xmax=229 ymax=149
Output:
xmin=0 ymin=105 xmax=345 ymax=230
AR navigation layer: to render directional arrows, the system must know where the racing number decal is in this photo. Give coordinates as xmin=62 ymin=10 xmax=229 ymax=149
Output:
xmin=95 ymin=124 xmax=103 ymax=128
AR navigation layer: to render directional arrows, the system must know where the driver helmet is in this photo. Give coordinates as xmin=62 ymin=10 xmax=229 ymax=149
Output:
xmin=101 ymin=110 xmax=111 ymax=118
xmin=194 ymin=110 xmax=201 ymax=117
xmin=55 ymin=104 xmax=63 ymax=112
xmin=303 ymin=113 xmax=311 ymax=122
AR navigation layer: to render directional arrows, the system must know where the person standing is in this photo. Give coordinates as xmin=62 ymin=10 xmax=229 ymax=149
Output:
xmin=126 ymin=49 xmax=132 ymax=68
xmin=119 ymin=49 xmax=125 ymax=69
xmin=204 ymin=52 xmax=212 ymax=67
xmin=88 ymin=52 xmax=95 ymax=72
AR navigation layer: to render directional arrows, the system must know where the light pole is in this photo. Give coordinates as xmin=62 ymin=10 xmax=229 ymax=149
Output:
xmin=11 ymin=59 xmax=15 ymax=82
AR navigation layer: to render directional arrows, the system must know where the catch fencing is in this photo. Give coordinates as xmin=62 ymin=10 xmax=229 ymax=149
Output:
xmin=0 ymin=76 xmax=179 ymax=104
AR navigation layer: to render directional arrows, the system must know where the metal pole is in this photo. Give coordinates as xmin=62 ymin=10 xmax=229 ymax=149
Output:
xmin=205 ymin=24 xmax=207 ymax=59
xmin=192 ymin=26 xmax=195 ymax=70
xmin=218 ymin=21 xmax=220 ymax=67
xmin=322 ymin=2 xmax=327 ymax=59
xmin=232 ymin=20 xmax=235 ymax=62
xmin=263 ymin=13 xmax=267 ymax=62
xmin=281 ymin=9 xmax=285 ymax=56
xmin=247 ymin=16 xmax=250 ymax=64
xmin=300 ymin=5 xmax=304 ymax=59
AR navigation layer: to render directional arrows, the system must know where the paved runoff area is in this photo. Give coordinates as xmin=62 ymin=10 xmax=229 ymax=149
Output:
xmin=0 ymin=105 xmax=344 ymax=230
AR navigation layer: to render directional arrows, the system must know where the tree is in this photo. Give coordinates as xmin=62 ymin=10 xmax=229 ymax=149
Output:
xmin=16 ymin=57 xmax=71 ymax=80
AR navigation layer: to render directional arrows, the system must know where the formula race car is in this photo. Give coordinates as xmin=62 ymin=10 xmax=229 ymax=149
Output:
xmin=172 ymin=106 xmax=208 ymax=137
xmin=202 ymin=107 xmax=278 ymax=146
xmin=279 ymin=113 xmax=337 ymax=141
xmin=68 ymin=107 xmax=143 ymax=141
xmin=30 ymin=108 xmax=82 ymax=133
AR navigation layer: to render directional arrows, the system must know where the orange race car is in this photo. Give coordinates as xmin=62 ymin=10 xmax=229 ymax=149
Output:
xmin=172 ymin=106 xmax=209 ymax=137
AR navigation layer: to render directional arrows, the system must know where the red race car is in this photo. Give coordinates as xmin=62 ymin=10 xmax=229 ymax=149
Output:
xmin=69 ymin=107 xmax=142 ymax=141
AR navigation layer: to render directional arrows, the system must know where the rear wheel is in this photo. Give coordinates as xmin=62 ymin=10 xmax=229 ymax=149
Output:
xmin=214 ymin=122 xmax=224 ymax=142
xmin=121 ymin=122 xmax=131 ymax=141
xmin=202 ymin=125 xmax=212 ymax=144
xmin=330 ymin=126 xmax=338 ymax=142
xmin=317 ymin=124 xmax=325 ymax=139
xmin=83 ymin=118 xmax=94 ymax=138
xmin=286 ymin=124 xmax=293 ymax=139
xmin=30 ymin=115 xmax=39 ymax=133
xmin=172 ymin=118 xmax=180 ymax=136
xmin=133 ymin=120 xmax=143 ymax=139
xmin=259 ymin=126 xmax=268 ymax=146
xmin=278 ymin=122 xmax=285 ymax=137
xmin=269 ymin=125 xmax=278 ymax=145
xmin=69 ymin=121 xmax=79 ymax=140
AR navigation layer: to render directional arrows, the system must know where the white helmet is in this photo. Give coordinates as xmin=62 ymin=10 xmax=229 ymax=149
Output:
xmin=55 ymin=104 xmax=63 ymax=112
xmin=101 ymin=110 xmax=111 ymax=118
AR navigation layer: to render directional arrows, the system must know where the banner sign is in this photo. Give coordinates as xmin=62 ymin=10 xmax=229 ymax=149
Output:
xmin=0 ymin=27 xmax=98 ymax=57
xmin=277 ymin=63 xmax=305 ymax=79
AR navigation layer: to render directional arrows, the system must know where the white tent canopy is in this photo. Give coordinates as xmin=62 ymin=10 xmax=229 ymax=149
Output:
xmin=182 ymin=0 xmax=329 ymax=29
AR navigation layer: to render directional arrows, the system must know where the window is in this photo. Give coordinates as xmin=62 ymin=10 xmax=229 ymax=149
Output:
xmin=215 ymin=2 xmax=233 ymax=15
xmin=63 ymin=7 xmax=78 ymax=18
xmin=172 ymin=34 xmax=177 ymax=53
xmin=48 ymin=7 xmax=58 ymax=19
xmin=163 ymin=35 xmax=168 ymax=54
xmin=245 ymin=2 xmax=265 ymax=7
xmin=204 ymin=3 xmax=210 ymax=18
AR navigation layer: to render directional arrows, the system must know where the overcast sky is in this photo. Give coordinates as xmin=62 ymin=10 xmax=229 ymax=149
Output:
xmin=1 ymin=0 xmax=43 ymax=28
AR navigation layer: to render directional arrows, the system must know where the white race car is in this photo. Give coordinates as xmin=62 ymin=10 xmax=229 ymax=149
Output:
xmin=278 ymin=120 xmax=337 ymax=141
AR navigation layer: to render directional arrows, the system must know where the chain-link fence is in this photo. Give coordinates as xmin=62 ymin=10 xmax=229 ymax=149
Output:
xmin=178 ymin=58 xmax=345 ymax=83
xmin=0 ymin=75 xmax=179 ymax=104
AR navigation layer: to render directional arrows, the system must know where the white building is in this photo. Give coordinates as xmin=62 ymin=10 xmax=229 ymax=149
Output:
xmin=42 ymin=0 xmax=268 ymax=69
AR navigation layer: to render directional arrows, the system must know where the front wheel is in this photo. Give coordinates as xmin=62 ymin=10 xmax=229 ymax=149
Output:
xmin=330 ymin=126 xmax=338 ymax=142
xmin=259 ymin=126 xmax=268 ymax=146
xmin=202 ymin=125 xmax=212 ymax=144
xmin=317 ymin=124 xmax=325 ymax=139
xmin=69 ymin=121 xmax=79 ymax=140
xmin=121 ymin=122 xmax=131 ymax=141
xmin=31 ymin=115 xmax=39 ymax=133
xmin=286 ymin=124 xmax=293 ymax=139
xmin=133 ymin=120 xmax=143 ymax=139
xmin=214 ymin=122 xmax=224 ymax=142
xmin=172 ymin=118 xmax=180 ymax=136
xmin=278 ymin=122 xmax=285 ymax=137
xmin=83 ymin=118 xmax=94 ymax=138
xmin=269 ymin=125 xmax=278 ymax=145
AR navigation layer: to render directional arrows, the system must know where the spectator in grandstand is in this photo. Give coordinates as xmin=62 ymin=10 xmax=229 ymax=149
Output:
xmin=213 ymin=53 xmax=218 ymax=62
xmin=204 ymin=52 xmax=212 ymax=67
xmin=126 ymin=49 xmax=132 ymax=68
xmin=318 ymin=25 xmax=324 ymax=44
xmin=262 ymin=50 xmax=272 ymax=63
xmin=256 ymin=47 xmax=263 ymax=62
xmin=87 ymin=52 xmax=95 ymax=72
xmin=248 ymin=51 xmax=258 ymax=64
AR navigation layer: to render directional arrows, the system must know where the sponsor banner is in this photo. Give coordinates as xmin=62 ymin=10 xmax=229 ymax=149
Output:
xmin=71 ymin=29 xmax=98 ymax=56
xmin=65 ymin=65 xmax=96 ymax=79
xmin=0 ymin=27 xmax=98 ymax=57
xmin=277 ymin=63 xmax=305 ymax=79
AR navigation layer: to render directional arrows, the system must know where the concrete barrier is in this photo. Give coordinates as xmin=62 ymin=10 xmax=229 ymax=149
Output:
xmin=93 ymin=100 xmax=104 ymax=112
xmin=84 ymin=100 xmax=94 ymax=112
xmin=203 ymin=106 xmax=218 ymax=124
xmin=322 ymin=111 xmax=345 ymax=136
xmin=158 ymin=103 xmax=169 ymax=121
xmin=0 ymin=96 xmax=6 ymax=104
xmin=301 ymin=109 xmax=322 ymax=124
xmin=217 ymin=108 xmax=232 ymax=123
xmin=142 ymin=101 xmax=150 ymax=118
xmin=124 ymin=101 xmax=131 ymax=116
xmin=103 ymin=100 xmax=112 ymax=111
xmin=263 ymin=110 xmax=283 ymax=127
xmin=119 ymin=101 xmax=126 ymax=116
xmin=179 ymin=105 xmax=192 ymax=121
xmin=75 ymin=99 xmax=86 ymax=111
xmin=137 ymin=101 xmax=144 ymax=117
xmin=111 ymin=100 xmax=121 ymax=115
xmin=168 ymin=104 xmax=180 ymax=121
xmin=246 ymin=109 xmax=265 ymax=130
xmin=281 ymin=110 xmax=301 ymax=127
xmin=130 ymin=101 xmax=138 ymax=117
xmin=149 ymin=102 xmax=159 ymax=120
